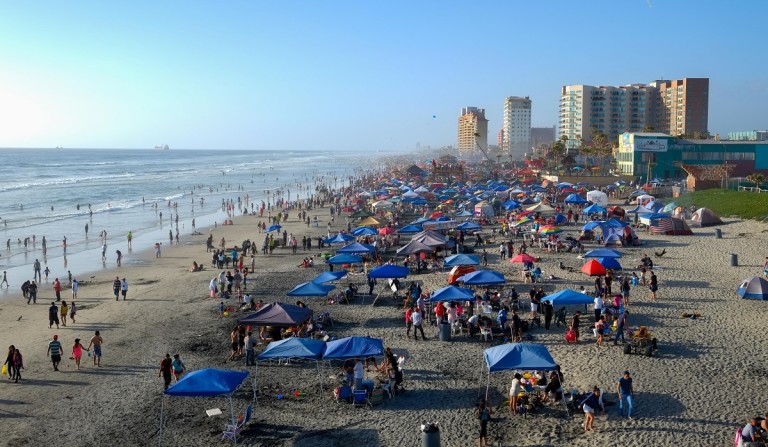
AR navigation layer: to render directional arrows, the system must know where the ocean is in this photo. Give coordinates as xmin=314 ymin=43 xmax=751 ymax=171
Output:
xmin=0 ymin=148 xmax=362 ymax=290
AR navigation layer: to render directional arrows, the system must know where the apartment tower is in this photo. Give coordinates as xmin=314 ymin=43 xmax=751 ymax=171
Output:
xmin=502 ymin=96 xmax=532 ymax=160
xmin=458 ymin=107 xmax=488 ymax=156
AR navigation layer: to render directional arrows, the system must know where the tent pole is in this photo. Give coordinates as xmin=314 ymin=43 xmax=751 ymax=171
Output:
xmin=485 ymin=370 xmax=490 ymax=403
xmin=253 ymin=363 xmax=258 ymax=405
xmin=316 ymin=360 xmax=323 ymax=397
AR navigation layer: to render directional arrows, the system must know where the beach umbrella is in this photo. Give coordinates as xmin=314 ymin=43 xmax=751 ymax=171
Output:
xmin=512 ymin=217 xmax=532 ymax=227
xmin=336 ymin=242 xmax=375 ymax=254
xmin=311 ymin=270 xmax=348 ymax=284
xmin=510 ymin=254 xmax=537 ymax=264
xmin=580 ymin=259 xmax=607 ymax=276
xmin=457 ymin=270 xmax=505 ymax=286
xmin=396 ymin=224 xmax=422 ymax=234
xmin=325 ymin=233 xmax=355 ymax=244
xmin=286 ymin=281 xmax=335 ymax=297
xmin=583 ymin=248 xmax=623 ymax=258
xmin=266 ymin=224 xmax=282 ymax=232
xmin=429 ymin=285 xmax=475 ymax=302
xmin=597 ymin=257 xmax=622 ymax=270
xmin=378 ymin=227 xmax=396 ymax=235
xmin=737 ymin=277 xmax=768 ymax=300
xmin=444 ymin=254 xmax=480 ymax=267
xmin=326 ymin=254 xmax=362 ymax=265
xmin=351 ymin=226 xmax=378 ymax=236
xmin=367 ymin=264 xmax=409 ymax=279
xmin=538 ymin=225 xmax=563 ymax=235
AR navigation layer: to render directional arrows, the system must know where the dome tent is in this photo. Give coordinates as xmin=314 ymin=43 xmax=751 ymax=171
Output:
xmin=690 ymin=207 xmax=723 ymax=227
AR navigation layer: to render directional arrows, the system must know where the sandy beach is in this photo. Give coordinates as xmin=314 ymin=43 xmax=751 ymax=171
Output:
xmin=1 ymin=197 xmax=768 ymax=447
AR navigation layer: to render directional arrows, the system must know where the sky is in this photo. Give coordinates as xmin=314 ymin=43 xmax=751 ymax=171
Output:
xmin=0 ymin=1 xmax=766 ymax=151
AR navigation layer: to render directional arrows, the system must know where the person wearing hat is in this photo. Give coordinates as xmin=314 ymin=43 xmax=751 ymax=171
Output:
xmin=47 ymin=335 xmax=63 ymax=371
xmin=617 ymin=370 xmax=634 ymax=419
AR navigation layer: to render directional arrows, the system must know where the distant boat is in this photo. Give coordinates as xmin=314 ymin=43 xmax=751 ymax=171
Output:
xmin=155 ymin=144 xmax=170 ymax=150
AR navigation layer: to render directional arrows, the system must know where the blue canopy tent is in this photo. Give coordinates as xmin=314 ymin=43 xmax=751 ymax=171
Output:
xmin=311 ymin=270 xmax=348 ymax=284
xmin=286 ymin=281 xmax=335 ymax=297
xmin=265 ymin=224 xmax=282 ymax=233
xmin=322 ymin=336 xmax=384 ymax=360
xmin=457 ymin=221 xmax=481 ymax=231
xmin=583 ymin=204 xmax=606 ymax=215
xmin=563 ymin=193 xmax=589 ymax=204
xmin=539 ymin=289 xmax=594 ymax=306
xmin=457 ymin=269 xmax=506 ymax=286
xmin=455 ymin=210 xmax=474 ymax=217
xmin=444 ymin=254 xmax=481 ymax=267
xmin=482 ymin=344 xmax=557 ymax=400
xmin=351 ymin=226 xmax=378 ymax=236
xmin=397 ymin=224 xmax=423 ymax=234
xmin=255 ymin=338 xmax=327 ymax=398
xmin=602 ymin=218 xmax=628 ymax=228
xmin=159 ymin=369 xmax=253 ymax=444
xmin=325 ymin=233 xmax=355 ymax=244
xmin=429 ymin=285 xmax=475 ymax=302
xmin=326 ymin=254 xmax=363 ymax=265
xmin=336 ymin=242 xmax=375 ymax=254
xmin=737 ymin=276 xmax=768 ymax=300
xmin=367 ymin=265 xmax=409 ymax=305
xmin=583 ymin=248 xmax=623 ymax=258
xmin=581 ymin=221 xmax=602 ymax=231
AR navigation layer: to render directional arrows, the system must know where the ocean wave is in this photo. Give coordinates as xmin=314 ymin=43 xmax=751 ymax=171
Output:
xmin=0 ymin=173 xmax=137 ymax=193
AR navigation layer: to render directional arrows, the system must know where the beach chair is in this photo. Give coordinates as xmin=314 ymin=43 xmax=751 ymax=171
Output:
xmin=222 ymin=404 xmax=252 ymax=442
xmin=352 ymin=389 xmax=371 ymax=409
xmin=380 ymin=380 xmax=395 ymax=399
xmin=334 ymin=385 xmax=352 ymax=403
xmin=480 ymin=324 xmax=493 ymax=341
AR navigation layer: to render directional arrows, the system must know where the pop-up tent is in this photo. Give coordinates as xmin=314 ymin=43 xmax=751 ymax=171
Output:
xmin=367 ymin=264 xmax=409 ymax=305
xmin=255 ymin=338 xmax=327 ymax=398
xmin=444 ymin=254 xmax=480 ymax=267
xmin=322 ymin=336 xmax=384 ymax=360
xmin=429 ymin=285 xmax=475 ymax=302
xmin=336 ymin=242 xmax=375 ymax=254
xmin=312 ymin=270 xmax=348 ymax=284
xmin=690 ymin=207 xmax=723 ymax=227
xmin=564 ymin=193 xmax=589 ymax=204
xmin=326 ymin=254 xmax=363 ymax=265
xmin=586 ymin=190 xmax=608 ymax=207
xmin=325 ymin=233 xmax=356 ymax=244
xmin=457 ymin=269 xmax=505 ymax=286
xmin=412 ymin=230 xmax=449 ymax=247
xmin=286 ymin=281 xmax=335 ymax=297
xmin=396 ymin=240 xmax=434 ymax=256
xmin=737 ymin=276 xmax=768 ymax=300
xmin=540 ymin=289 xmax=594 ymax=306
xmin=159 ymin=369 xmax=253 ymax=445
xmin=474 ymin=201 xmax=495 ymax=217
xmin=583 ymin=248 xmax=622 ymax=258
xmin=482 ymin=344 xmax=557 ymax=400
xmin=239 ymin=302 xmax=313 ymax=328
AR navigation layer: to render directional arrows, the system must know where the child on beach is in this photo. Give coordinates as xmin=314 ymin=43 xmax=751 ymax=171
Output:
xmin=476 ymin=400 xmax=492 ymax=447
xmin=60 ymin=301 xmax=68 ymax=327
xmin=72 ymin=338 xmax=88 ymax=370
xmin=219 ymin=301 xmax=225 ymax=318
xmin=171 ymin=354 xmax=185 ymax=382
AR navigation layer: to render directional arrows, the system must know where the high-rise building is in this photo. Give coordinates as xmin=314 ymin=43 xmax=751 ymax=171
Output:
xmin=531 ymin=126 xmax=556 ymax=148
xmin=559 ymin=78 xmax=709 ymax=148
xmin=458 ymin=107 xmax=488 ymax=156
xmin=502 ymin=96 xmax=532 ymax=160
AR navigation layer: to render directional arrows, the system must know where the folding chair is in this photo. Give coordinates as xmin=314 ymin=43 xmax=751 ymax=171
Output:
xmin=380 ymin=381 xmax=395 ymax=399
xmin=480 ymin=325 xmax=493 ymax=341
xmin=222 ymin=404 xmax=252 ymax=442
xmin=352 ymin=389 xmax=371 ymax=408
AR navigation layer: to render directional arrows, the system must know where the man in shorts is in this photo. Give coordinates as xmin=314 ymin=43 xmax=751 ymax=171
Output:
xmin=120 ymin=278 xmax=128 ymax=300
xmin=47 ymin=334 xmax=63 ymax=371
xmin=113 ymin=276 xmax=121 ymax=301
xmin=88 ymin=331 xmax=104 ymax=367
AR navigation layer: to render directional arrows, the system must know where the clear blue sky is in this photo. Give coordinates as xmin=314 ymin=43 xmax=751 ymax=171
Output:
xmin=0 ymin=1 xmax=765 ymax=151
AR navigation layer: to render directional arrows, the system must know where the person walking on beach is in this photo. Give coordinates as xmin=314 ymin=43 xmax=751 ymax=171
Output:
xmin=101 ymin=243 xmax=107 ymax=261
xmin=120 ymin=278 xmax=128 ymax=300
xmin=33 ymin=259 xmax=41 ymax=282
xmin=159 ymin=353 xmax=173 ymax=390
xmin=62 ymin=236 xmax=67 ymax=255
xmin=171 ymin=354 xmax=185 ymax=382
xmin=614 ymin=310 xmax=628 ymax=345
xmin=69 ymin=301 xmax=77 ymax=323
xmin=112 ymin=277 xmax=121 ymax=301
xmin=44 ymin=266 xmax=50 ymax=281
xmin=1 ymin=271 xmax=7 ymax=288
xmin=4 ymin=345 xmax=16 ymax=382
xmin=27 ymin=281 xmax=38 ymax=304
xmin=127 ymin=231 xmax=132 ymax=249
xmin=60 ymin=301 xmax=68 ymax=327
xmin=68 ymin=270 xmax=72 ymax=286
xmin=72 ymin=338 xmax=88 ymax=371
xmin=87 ymin=331 xmax=103 ymax=367
xmin=47 ymin=335 xmax=63 ymax=371
xmin=411 ymin=307 xmax=426 ymax=340
xmin=578 ymin=387 xmax=605 ymax=432
xmin=116 ymin=249 xmax=123 ymax=266
xmin=617 ymin=370 xmax=634 ymax=419
xmin=49 ymin=302 xmax=60 ymax=329
xmin=649 ymin=271 xmax=658 ymax=302
xmin=10 ymin=348 xmax=23 ymax=382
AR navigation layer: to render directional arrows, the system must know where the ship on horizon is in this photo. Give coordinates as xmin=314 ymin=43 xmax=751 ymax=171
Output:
xmin=155 ymin=144 xmax=170 ymax=150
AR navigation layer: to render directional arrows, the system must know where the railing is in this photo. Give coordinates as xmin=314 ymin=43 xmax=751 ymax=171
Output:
xmin=738 ymin=186 xmax=768 ymax=193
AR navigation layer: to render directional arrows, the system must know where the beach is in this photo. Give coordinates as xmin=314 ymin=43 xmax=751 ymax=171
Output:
xmin=1 ymin=183 xmax=768 ymax=447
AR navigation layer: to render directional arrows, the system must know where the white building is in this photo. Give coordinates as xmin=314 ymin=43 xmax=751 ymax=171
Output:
xmin=502 ymin=96 xmax=532 ymax=160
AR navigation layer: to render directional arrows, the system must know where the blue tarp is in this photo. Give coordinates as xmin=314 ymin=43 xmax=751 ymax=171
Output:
xmin=457 ymin=269 xmax=505 ymax=285
xmin=484 ymin=344 xmax=557 ymax=373
xmin=337 ymin=242 xmax=375 ymax=254
xmin=583 ymin=248 xmax=623 ymax=258
xmin=444 ymin=254 xmax=480 ymax=267
xmin=164 ymin=369 xmax=249 ymax=397
xmin=257 ymin=338 xmax=326 ymax=360
xmin=738 ymin=277 xmax=768 ymax=300
xmin=326 ymin=253 xmax=362 ymax=265
xmin=266 ymin=224 xmax=282 ymax=233
xmin=540 ymin=289 xmax=594 ymax=306
xmin=286 ymin=281 xmax=335 ymax=297
xmin=367 ymin=264 xmax=409 ymax=279
xmin=322 ymin=336 xmax=384 ymax=360
xmin=312 ymin=270 xmax=348 ymax=284
xmin=429 ymin=285 xmax=475 ymax=302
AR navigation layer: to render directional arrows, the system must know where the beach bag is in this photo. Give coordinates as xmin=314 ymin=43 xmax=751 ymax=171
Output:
xmin=1 ymin=364 xmax=7 ymax=376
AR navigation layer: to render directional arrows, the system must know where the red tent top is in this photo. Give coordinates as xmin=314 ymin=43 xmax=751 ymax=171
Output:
xmin=510 ymin=254 xmax=537 ymax=264
xmin=581 ymin=259 xmax=607 ymax=276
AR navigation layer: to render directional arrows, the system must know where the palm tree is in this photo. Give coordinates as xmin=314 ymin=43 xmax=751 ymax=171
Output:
xmin=746 ymin=173 xmax=765 ymax=191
